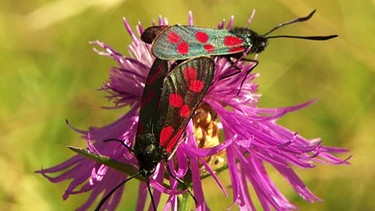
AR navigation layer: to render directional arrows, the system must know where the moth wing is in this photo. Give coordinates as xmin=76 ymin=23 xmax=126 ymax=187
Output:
xmin=137 ymin=58 xmax=169 ymax=135
xmin=151 ymin=25 xmax=243 ymax=60
xmin=155 ymin=57 xmax=215 ymax=153
xmin=141 ymin=25 xmax=169 ymax=44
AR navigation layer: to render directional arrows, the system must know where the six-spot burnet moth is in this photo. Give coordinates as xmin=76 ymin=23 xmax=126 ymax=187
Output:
xmin=141 ymin=10 xmax=338 ymax=90
xmin=96 ymin=57 xmax=215 ymax=211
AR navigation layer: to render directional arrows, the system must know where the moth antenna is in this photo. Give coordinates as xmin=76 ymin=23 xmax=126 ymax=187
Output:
xmin=266 ymin=34 xmax=338 ymax=41
xmin=146 ymin=180 xmax=158 ymax=211
xmin=262 ymin=10 xmax=337 ymax=41
xmin=95 ymin=173 xmax=140 ymax=211
xmin=263 ymin=10 xmax=316 ymax=37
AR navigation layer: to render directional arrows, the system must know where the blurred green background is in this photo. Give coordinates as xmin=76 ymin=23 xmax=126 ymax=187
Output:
xmin=1 ymin=0 xmax=374 ymax=210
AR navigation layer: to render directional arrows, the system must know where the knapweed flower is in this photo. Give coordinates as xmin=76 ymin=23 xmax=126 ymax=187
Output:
xmin=37 ymin=11 xmax=350 ymax=211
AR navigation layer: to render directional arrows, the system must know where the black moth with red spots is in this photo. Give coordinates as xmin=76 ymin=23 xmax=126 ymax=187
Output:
xmin=96 ymin=57 xmax=215 ymax=211
xmin=134 ymin=56 xmax=214 ymax=178
xmin=141 ymin=10 xmax=337 ymax=66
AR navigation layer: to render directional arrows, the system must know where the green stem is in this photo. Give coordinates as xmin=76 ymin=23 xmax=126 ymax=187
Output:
xmin=178 ymin=191 xmax=192 ymax=211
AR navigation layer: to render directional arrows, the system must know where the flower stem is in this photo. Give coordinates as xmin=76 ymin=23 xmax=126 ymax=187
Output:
xmin=178 ymin=191 xmax=192 ymax=211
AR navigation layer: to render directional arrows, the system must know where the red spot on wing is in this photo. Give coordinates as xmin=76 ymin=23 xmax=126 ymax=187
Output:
xmin=204 ymin=44 xmax=215 ymax=53
xmin=177 ymin=42 xmax=189 ymax=55
xmin=224 ymin=36 xmax=245 ymax=53
xmin=189 ymin=80 xmax=204 ymax=92
xmin=146 ymin=68 xmax=163 ymax=85
xmin=195 ymin=31 xmax=209 ymax=43
xmin=179 ymin=104 xmax=190 ymax=118
xmin=165 ymin=129 xmax=184 ymax=153
xmin=183 ymin=66 xmax=197 ymax=81
xmin=168 ymin=32 xmax=180 ymax=43
xmin=141 ymin=90 xmax=155 ymax=105
xmin=169 ymin=94 xmax=183 ymax=108
xmin=224 ymin=36 xmax=243 ymax=46
xmin=136 ymin=122 xmax=144 ymax=136
xmin=160 ymin=126 xmax=174 ymax=147
xmin=229 ymin=46 xmax=245 ymax=53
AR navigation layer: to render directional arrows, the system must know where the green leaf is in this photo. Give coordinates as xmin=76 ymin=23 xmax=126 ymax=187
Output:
xmin=67 ymin=146 xmax=144 ymax=181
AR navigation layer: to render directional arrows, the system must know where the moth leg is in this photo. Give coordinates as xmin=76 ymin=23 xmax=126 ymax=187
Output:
xmin=95 ymin=174 xmax=140 ymax=211
xmin=166 ymin=164 xmax=198 ymax=205
xmin=103 ymin=138 xmax=133 ymax=152
xmin=219 ymin=57 xmax=259 ymax=95
xmin=236 ymin=58 xmax=259 ymax=95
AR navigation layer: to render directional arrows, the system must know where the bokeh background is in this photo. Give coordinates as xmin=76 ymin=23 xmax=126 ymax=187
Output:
xmin=1 ymin=0 xmax=374 ymax=210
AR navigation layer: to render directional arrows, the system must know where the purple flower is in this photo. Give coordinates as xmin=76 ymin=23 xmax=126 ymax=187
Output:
xmin=37 ymin=11 xmax=350 ymax=211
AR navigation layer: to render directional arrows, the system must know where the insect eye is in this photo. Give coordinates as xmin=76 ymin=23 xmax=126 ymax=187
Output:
xmin=145 ymin=144 xmax=156 ymax=155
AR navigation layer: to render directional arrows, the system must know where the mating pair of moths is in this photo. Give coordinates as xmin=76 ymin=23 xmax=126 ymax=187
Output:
xmin=96 ymin=10 xmax=337 ymax=210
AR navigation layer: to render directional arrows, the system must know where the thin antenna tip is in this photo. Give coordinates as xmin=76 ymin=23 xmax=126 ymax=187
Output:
xmin=327 ymin=35 xmax=338 ymax=39
xmin=306 ymin=10 xmax=316 ymax=19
